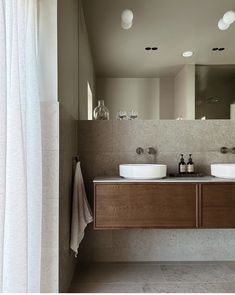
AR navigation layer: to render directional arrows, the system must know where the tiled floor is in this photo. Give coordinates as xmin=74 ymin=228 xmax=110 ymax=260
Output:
xmin=69 ymin=262 xmax=235 ymax=293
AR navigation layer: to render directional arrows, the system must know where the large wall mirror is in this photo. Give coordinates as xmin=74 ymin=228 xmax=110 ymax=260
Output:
xmin=78 ymin=0 xmax=235 ymax=120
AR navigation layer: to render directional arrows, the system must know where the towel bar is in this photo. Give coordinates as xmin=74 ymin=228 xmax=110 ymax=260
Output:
xmin=74 ymin=155 xmax=80 ymax=163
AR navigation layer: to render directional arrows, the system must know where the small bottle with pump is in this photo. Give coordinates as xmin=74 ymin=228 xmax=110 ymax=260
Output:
xmin=187 ymin=154 xmax=195 ymax=174
xmin=179 ymin=154 xmax=186 ymax=174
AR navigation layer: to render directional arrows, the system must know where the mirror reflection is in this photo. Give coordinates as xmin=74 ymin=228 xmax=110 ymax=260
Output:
xmin=78 ymin=0 xmax=235 ymax=120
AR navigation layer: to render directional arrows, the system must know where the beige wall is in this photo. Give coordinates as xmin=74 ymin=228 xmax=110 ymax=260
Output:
xmin=58 ymin=0 xmax=79 ymax=292
xmin=231 ymin=104 xmax=235 ymax=120
xmin=77 ymin=120 xmax=235 ymax=262
xmin=78 ymin=0 xmax=95 ymax=120
xmin=160 ymin=77 xmax=175 ymax=119
xmin=38 ymin=1 xmax=59 ymax=292
xmin=174 ymin=65 xmax=195 ymax=120
xmin=38 ymin=0 xmax=58 ymax=102
xmin=96 ymin=78 xmax=160 ymax=119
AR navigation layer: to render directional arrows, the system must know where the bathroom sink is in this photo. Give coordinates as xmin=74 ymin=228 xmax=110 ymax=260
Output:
xmin=211 ymin=164 xmax=235 ymax=179
xmin=119 ymin=164 xmax=167 ymax=180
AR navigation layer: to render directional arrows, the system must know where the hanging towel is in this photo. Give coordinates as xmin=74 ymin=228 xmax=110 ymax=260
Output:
xmin=70 ymin=162 xmax=93 ymax=257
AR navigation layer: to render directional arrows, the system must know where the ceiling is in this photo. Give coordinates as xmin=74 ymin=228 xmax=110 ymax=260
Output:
xmin=82 ymin=0 xmax=235 ymax=78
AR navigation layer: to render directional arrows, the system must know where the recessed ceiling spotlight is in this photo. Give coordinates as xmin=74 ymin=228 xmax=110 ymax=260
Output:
xmin=152 ymin=47 xmax=158 ymax=50
xmin=182 ymin=51 xmax=193 ymax=57
xmin=218 ymin=47 xmax=225 ymax=51
xmin=212 ymin=47 xmax=219 ymax=51
xmin=145 ymin=47 xmax=151 ymax=50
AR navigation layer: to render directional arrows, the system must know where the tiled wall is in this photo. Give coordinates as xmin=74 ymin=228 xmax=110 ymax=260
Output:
xmin=59 ymin=105 xmax=78 ymax=291
xmin=77 ymin=120 xmax=235 ymax=262
xmin=40 ymin=101 xmax=59 ymax=292
xmin=58 ymin=0 xmax=79 ymax=291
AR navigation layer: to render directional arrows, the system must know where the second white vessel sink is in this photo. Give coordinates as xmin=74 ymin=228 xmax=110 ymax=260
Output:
xmin=119 ymin=164 xmax=167 ymax=180
xmin=211 ymin=164 xmax=235 ymax=179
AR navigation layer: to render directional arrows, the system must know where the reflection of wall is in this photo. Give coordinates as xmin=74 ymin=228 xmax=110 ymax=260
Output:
xmin=79 ymin=0 xmax=95 ymax=120
xmin=58 ymin=0 xmax=79 ymax=292
xmin=196 ymin=71 xmax=235 ymax=120
xmin=77 ymin=120 xmax=235 ymax=262
xmin=174 ymin=65 xmax=195 ymax=120
xmin=231 ymin=104 xmax=235 ymax=120
xmin=96 ymin=78 xmax=160 ymax=119
xmin=160 ymin=77 xmax=174 ymax=119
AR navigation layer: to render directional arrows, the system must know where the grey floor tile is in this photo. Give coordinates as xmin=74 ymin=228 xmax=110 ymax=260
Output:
xmin=160 ymin=263 xmax=235 ymax=283
xmin=74 ymin=263 xmax=165 ymax=284
xmin=69 ymin=262 xmax=235 ymax=293
xmin=143 ymin=282 xmax=207 ymax=293
xmin=202 ymin=282 xmax=235 ymax=293
xmin=70 ymin=283 xmax=143 ymax=293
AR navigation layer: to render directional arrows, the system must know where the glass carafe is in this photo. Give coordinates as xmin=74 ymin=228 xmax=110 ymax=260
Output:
xmin=93 ymin=100 xmax=110 ymax=120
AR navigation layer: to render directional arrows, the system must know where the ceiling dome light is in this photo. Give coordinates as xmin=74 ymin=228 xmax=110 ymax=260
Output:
xmin=121 ymin=9 xmax=134 ymax=30
xmin=218 ymin=18 xmax=230 ymax=30
xmin=182 ymin=51 xmax=193 ymax=57
xmin=223 ymin=10 xmax=235 ymax=25
xmin=121 ymin=21 xmax=133 ymax=30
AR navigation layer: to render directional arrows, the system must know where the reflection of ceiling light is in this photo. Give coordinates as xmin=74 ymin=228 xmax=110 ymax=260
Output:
xmin=223 ymin=11 xmax=235 ymax=25
xmin=182 ymin=51 xmax=193 ymax=57
xmin=218 ymin=10 xmax=235 ymax=30
xmin=218 ymin=18 xmax=230 ymax=30
xmin=121 ymin=9 xmax=134 ymax=30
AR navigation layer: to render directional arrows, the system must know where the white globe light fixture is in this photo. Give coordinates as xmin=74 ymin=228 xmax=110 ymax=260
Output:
xmin=218 ymin=10 xmax=235 ymax=30
xmin=121 ymin=9 xmax=134 ymax=30
xmin=218 ymin=18 xmax=230 ymax=30
xmin=223 ymin=10 xmax=235 ymax=25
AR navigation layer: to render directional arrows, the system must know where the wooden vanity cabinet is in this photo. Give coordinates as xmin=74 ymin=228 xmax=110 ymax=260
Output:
xmin=201 ymin=184 xmax=235 ymax=228
xmin=94 ymin=183 xmax=198 ymax=229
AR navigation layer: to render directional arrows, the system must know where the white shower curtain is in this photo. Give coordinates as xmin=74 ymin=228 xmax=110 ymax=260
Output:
xmin=0 ymin=0 xmax=42 ymax=292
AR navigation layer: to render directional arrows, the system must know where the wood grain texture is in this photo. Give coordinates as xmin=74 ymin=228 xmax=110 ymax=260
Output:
xmin=94 ymin=183 xmax=197 ymax=229
xmin=201 ymin=184 xmax=235 ymax=228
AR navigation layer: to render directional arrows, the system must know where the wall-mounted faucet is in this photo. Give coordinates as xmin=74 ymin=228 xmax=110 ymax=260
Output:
xmin=220 ymin=147 xmax=235 ymax=154
xmin=147 ymin=147 xmax=157 ymax=155
xmin=136 ymin=147 xmax=144 ymax=155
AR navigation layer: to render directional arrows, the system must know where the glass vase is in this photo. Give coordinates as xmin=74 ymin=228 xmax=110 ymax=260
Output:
xmin=93 ymin=100 xmax=110 ymax=120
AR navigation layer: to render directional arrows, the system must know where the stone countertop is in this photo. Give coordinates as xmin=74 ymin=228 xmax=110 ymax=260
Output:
xmin=93 ymin=176 xmax=235 ymax=183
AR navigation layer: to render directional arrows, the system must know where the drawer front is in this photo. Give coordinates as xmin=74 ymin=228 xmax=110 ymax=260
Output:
xmin=94 ymin=184 xmax=197 ymax=229
xmin=201 ymin=184 xmax=235 ymax=228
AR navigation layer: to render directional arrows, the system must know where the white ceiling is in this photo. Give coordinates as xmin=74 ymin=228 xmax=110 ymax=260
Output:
xmin=82 ymin=0 xmax=235 ymax=77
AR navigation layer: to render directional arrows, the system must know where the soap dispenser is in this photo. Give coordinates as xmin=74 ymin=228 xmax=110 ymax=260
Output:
xmin=179 ymin=154 xmax=186 ymax=174
xmin=187 ymin=154 xmax=195 ymax=174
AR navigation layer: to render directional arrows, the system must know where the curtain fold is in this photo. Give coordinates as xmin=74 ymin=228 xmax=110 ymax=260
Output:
xmin=0 ymin=0 xmax=42 ymax=292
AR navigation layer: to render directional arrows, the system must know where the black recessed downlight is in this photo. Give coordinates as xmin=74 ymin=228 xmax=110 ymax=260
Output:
xmin=145 ymin=47 xmax=151 ymax=50
xmin=212 ymin=47 xmax=219 ymax=51
xmin=152 ymin=47 xmax=158 ymax=50
xmin=219 ymin=47 xmax=225 ymax=51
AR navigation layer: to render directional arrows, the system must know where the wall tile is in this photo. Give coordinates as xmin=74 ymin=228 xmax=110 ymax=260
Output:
xmin=41 ymin=246 xmax=58 ymax=293
xmin=40 ymin=102 xmax=59 ymax=292
xmin=78 ymin=121 xmax=113 ymax=152
xmin=77 ymin=120 xmax=235 ymax=263
xmin=40 ymin=101 xmax=59 ymax=151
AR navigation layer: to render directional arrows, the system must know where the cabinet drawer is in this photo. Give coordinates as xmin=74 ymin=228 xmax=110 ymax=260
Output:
xmin=94 ymin=184 xmax=197 ymax=229
xmin=201 ymin=184 xmax=235 ymax=228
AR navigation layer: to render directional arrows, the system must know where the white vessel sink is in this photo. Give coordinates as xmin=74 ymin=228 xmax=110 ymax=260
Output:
xmin=119 ymin=164 xmax=167 ymax=180
xmin=211 ymin=164 xmax=235 ymax=179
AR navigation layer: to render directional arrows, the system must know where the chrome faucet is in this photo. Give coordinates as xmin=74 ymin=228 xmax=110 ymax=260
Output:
xmin=136 ymin=147 xmax=144 ymax=155
xmin=147 ymin=147 xmax=157 ymax=155
xmin=220 ymin=147 xmax=235 ymax=154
